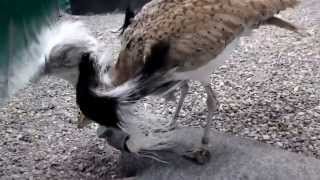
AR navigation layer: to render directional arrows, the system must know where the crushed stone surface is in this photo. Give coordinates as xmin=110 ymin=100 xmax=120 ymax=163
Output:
xmin=1 ymin=0 xmax=320 ymax=179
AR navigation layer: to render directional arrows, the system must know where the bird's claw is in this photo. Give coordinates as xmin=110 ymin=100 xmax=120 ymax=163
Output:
xmin=183 ymin=147 xmax=211 ymax=165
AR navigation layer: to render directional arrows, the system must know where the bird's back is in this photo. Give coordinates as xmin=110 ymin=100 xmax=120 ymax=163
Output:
xmin=113 ymin=0 xmax=299 ymax=85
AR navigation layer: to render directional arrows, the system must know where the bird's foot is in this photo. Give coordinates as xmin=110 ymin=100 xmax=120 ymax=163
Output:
xmin=183 ymin=146 xmax=211 ymax=165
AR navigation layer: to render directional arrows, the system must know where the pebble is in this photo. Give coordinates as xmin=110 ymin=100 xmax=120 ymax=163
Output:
xmin=262 ymin=135 xmax=271 ymax=140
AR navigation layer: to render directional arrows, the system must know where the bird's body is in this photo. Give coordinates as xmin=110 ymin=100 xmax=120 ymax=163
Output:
xmin=95 ymin=0 xmax=300 ymax=163
xmin=45 ymin=0 xmax=300 ymax=164
xmin=111 ymin=0 xmax=299 ymax=86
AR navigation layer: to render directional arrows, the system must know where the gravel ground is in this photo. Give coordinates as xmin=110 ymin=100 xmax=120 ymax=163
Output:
xmin=1 ymin=0 xmax=320 ymax=179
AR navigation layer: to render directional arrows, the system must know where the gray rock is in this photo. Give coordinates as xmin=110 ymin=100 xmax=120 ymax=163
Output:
xmin=118 ymin=128 xmax=320 ymax=180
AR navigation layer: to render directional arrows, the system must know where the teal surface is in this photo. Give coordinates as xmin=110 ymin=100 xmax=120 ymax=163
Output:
xmin=0 ymin=0 xmax=68 ymax=104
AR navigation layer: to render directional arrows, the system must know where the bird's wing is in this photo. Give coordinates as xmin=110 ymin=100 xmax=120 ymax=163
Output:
xmin=113 ymin=0 xmax=299 ymax=84
xmin=162 ymin=0 xmax=301 ymax=72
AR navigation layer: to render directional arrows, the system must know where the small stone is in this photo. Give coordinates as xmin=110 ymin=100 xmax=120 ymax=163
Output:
xmin=276 ymin=142 xmax=284 ymax=147
xmin=262 ymin=135 xmax=271 ymax=140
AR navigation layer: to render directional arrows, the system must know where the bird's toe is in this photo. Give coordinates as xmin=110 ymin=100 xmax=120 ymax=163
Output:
xmin=183 ymin=147 xmax=211 ymax=165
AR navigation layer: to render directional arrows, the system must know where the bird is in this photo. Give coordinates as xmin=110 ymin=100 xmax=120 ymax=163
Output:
xmin=118 ymin=6 xmax=191 ymax=131
xmin=45 ymin=0 xmax=301 ymax=164
xmin=110 ymin=0 xmax=303 ymax=133
xmin=102 ymin=0 xmax=301 ymax=163
xmin=76 ymin=7 xmax=191 ymax=131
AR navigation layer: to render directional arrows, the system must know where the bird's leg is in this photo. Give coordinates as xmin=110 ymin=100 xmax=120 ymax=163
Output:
xmin=154 ymin=81 xmax=189 ymax=133
xmin=184 ymin=83 xmax=219 ymax=165
xmin=201 ymin=83 xmax=219 ymax=145
xmin=168 ymin=81 xmax=189 ymax=129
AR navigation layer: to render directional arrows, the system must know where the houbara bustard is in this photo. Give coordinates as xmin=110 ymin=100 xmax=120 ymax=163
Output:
xmin=76 ymin=7 xmax=190 ymax=130
xmin=45 ymin=0 xmax=301 ymax=164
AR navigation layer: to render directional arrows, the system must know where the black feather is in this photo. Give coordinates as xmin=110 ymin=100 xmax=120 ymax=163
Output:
xmin=141 ymin=41 xmax=170 ymax=77
xmin=76 ymin=53 xmax=120 ymax=128
xmin=118 ymin=6 xmax=135 ymax=35
xmin=126 ymin=41 xmax=181 ymax=101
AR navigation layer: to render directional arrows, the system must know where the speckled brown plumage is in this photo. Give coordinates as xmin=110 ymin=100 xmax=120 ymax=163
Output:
xmin=111 ymin=0 xmax=299 ymax=86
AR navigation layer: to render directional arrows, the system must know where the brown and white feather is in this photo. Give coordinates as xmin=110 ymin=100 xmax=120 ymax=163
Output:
xmin=111 ymin=0 xmax=299 ymax=86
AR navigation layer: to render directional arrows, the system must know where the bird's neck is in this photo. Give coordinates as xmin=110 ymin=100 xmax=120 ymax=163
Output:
xmin=76 ymin=59 xmax=120 ymax=128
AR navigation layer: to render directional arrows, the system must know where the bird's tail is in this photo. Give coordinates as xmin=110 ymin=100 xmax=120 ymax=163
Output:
xmin=250 ymin=0 xmax=299 ymax=19
xmin=263 ymin=16 xmax=307 ymax=36
xmin=249 ymin=0 xmax=306 ymax=35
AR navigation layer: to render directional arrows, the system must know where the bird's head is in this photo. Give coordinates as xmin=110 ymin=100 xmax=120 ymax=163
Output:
xmin=45 ymin=43 xmax=97 ymax=86
xmin=44 ymin=21 xmax=99 ymax=86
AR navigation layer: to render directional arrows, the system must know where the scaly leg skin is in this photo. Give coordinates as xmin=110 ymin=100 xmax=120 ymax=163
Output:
xmin=169 ymin=81 xmax=189 ymax=130
xmin=154 ymin=81 xmax=189 ymax=133
xmin=184 ymin=83 xmax=219 ymax=165
xmin=167 ymin=81 xmax=189 ymax=130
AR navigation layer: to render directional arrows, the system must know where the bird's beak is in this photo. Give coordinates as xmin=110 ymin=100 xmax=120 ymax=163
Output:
xmin=97 ymin=126 xmax=131 ymax=153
